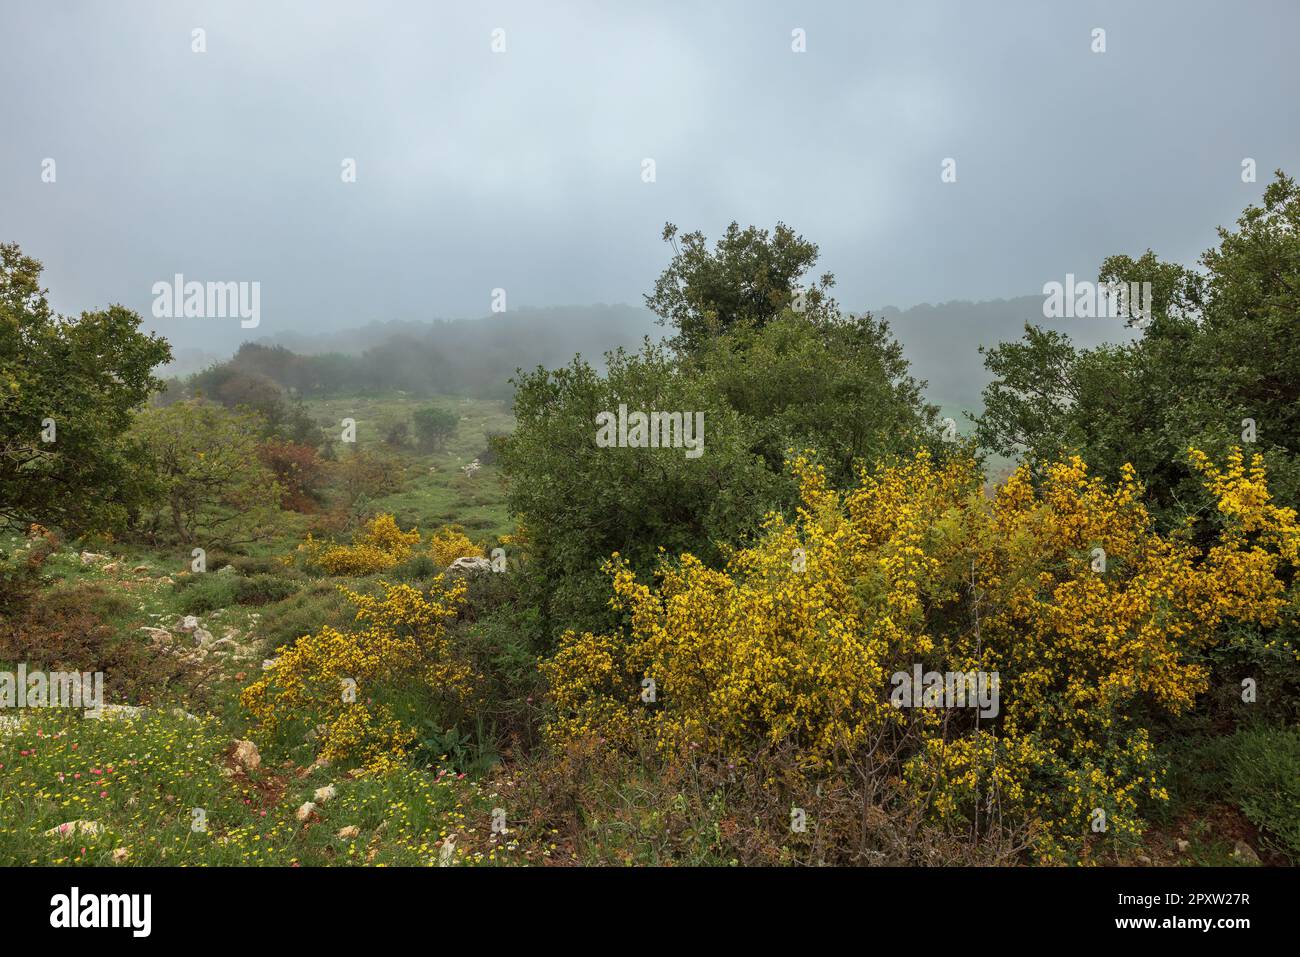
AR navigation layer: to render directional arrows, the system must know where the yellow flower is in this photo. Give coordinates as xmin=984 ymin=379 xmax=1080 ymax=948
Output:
xmin=542 ymin=447 xmax=1299 ymax=860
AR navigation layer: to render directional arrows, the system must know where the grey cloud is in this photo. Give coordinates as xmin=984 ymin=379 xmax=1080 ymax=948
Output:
xmin=1 ymin=0 xmax=1296 ymax=357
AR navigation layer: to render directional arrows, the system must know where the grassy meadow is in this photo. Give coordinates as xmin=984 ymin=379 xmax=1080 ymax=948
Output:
xmin=1 ymin=394 xmax=555 ymax=867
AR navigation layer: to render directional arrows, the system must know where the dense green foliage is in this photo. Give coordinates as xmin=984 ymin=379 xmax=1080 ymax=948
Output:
xmin=976 ymin=171 xmax=1300 ymax=529
xmin=130 ymin=399 xmax=283 ymax=547
xmin=0 ymin=243 xmax=171 ymax=534
xmin=412 ymin=405 xmax=459 ymax=451
xmin=645 ymin=221 xmax=837 ymax=356
xmin=503 ymin=225 xmax=942 ymax=648
xmin=185 ymin=361 xmax=320 ymax=446
xmin=501 ymin=340 xmax=782 ymax=640
xmin=1230 ymin=727 xmax=1300 ymax=861
xmin=695 ymin=310 xmax=941 ymax=488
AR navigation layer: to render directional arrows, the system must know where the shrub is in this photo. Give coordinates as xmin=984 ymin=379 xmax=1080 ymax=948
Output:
xmin=358 ymin=513 xmax=423 ymax=554
xmin=0 ymin=525 xmax=60 ymax=615
xmin=501 ymin=318 xmax=938 ymax=649
xmin=230 ymin=554 xmax=283 ymax=576
xmin=319 ymin=541 xmax=403 ymax=576
xmin=382 ymin=420 xmax=411 ymax=448
xmin=131 ymin=399 xmax=283 ymax=547
xmin=506 ymin=735 xmax=1027 ymax=866
xmin=256 ymin=581 xmax=356 ymax=651
xmin=543 ymin=447 xmax=1300 ymax=861
xmin=0 ymin=582 xmax=214 ymax=709
xmin=256 ymin=440 xmax=325 ymax=512
xmin=501 ymin=342 xmax=783 ymax=643
xmin=1231 ymin=727 xmax=1300 ymax=862
xmin=413 ymin=406 xmax=458 ymax=452
xmin=391 ymin=554 xmax=437 ymax=580
xmin=429 ymin=525 xmax=480 ymax=567
xmin=308 ymin=514 xmax=422 ymax=576
xmin=241 ymin=579 xmax=476 ymax=773
xmin=477 ymin=430 xmax=508 ymax=466
xmin=975 ymin=172 xmax=1300 ymax=532
xmin=188 ymin=365 xmax=320 ymax=446
xmin=336 ymin=448 xmax=404 ymax=505
xmin=232 ymin=573 xmax=300 ymax=606
xmin=174 ymin=574 xmax=240 ymax=614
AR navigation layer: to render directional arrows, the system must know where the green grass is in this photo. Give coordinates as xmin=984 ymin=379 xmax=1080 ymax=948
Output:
xmin=0 ymin=709 xmax=515 ymax=866
xmin=306 ymin=393 xmax=513 ymax=541
xmin=0 ymin=394 xmax=528 ymax=866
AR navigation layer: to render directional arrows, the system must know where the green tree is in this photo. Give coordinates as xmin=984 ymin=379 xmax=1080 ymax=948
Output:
xmin=188 ymin=364 xmax=319 ymax=446
xmin=501 ymin=341 xmax=783 ymax=644
xmin=412 ymin=405 xmax=458 ymax=452
xmin=131 ymin=399 xmax=282 ymax=547
xmin=645 ymin=221 xmax=836 ymax=357
xmin=975 ymin=170 xmax=1300 ymax=527
xmin=504 ymin=219 xmax=943 ymax=649
xmin=697 ymin=310 xmax=941 ymax=488
xmin=382 ymin=419 xmax=411 ymax=449
xmin=502 ymin=313 xmax=942 ymax=648
xmin=0 ymin=242 xmax=171 ymax=533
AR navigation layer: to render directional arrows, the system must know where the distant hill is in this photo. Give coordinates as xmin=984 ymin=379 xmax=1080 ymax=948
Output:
xmin=874 ymin=296 xmax=1134 ymax=414
xmin=259 ymin=304 xmax=662 ymax=362
xmin=159 ymin=296 xmax=1135 ymax=407
xmin=164 ymin=304 xmax=666 ymax=400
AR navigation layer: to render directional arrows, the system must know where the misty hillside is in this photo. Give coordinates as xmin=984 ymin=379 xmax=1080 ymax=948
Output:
xmin=259 ymin=303 xmax=662 ymax=360
xmin=169 ymin=296 xmax=1133 ymax=410
xmin=162 ymin=303 xmax=664 ymax=397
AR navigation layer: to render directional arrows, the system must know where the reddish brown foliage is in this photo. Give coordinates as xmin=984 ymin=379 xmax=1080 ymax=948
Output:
xmin=257 ymin=440 xmax=325 ymax=512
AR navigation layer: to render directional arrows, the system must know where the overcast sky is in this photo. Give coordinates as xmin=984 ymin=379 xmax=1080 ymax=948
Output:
xmin=2 ymin=0 xmax=1297 ymax=355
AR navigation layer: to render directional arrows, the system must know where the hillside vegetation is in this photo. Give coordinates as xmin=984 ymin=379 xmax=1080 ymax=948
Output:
xmin=2 ymin=179 xmax=1298 ymax=866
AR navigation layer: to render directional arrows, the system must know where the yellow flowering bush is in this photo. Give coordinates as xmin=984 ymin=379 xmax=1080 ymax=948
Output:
xmin=498 ymin=523 xmax=528 ymax=555
xmin=543 ymin=448 xmax=1299 ymax=859
xmin=429 ymin=524 xmax=480 ymax=567
xmin=308 ymin=513 xmax=422 ymax=575
xmin=241 ymin=578 xmax=476 ymax=773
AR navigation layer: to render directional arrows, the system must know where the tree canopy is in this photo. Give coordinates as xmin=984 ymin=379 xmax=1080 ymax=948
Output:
xmin=975 ymin=170 xmax=1300 ymax=529
xmin=0 ymin=242 xmax=171 ymax=533
xmin=645 ymin=221 xmax=837 ymax=357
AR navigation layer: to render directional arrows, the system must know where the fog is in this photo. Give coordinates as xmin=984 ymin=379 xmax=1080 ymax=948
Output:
xmin=2 ymin=0 xmax=1297 ymax=372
